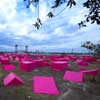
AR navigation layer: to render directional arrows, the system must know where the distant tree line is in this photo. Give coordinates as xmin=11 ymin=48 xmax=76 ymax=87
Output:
xmin=81 ymin=41 xmax=100 ymax=56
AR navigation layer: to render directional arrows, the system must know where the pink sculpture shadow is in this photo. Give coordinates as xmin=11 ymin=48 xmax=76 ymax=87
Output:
xmin=33 ymin=76 xmax=59 ymax=95
xmin=3 ymin=72 xmax=24 ymax=87
xmin=2 ymin=64 xmax=15 ymax=71
xmin=63 ymin=71 xmax=83 ymax=83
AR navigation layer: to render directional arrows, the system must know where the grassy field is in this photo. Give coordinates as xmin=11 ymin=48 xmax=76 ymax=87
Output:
xmin=0 ymin=60 xmax=100 ymax=100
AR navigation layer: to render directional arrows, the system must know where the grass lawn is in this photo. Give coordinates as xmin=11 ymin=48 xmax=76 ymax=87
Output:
xmin=0 ymin=60 xmax=100 ymax=100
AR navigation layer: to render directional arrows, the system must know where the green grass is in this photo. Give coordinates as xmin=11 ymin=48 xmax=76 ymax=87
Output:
xmin=0 ymin=61 xmax=100 ymax=100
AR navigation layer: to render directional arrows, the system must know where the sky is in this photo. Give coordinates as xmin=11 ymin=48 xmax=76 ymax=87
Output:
xmin=0 ymin=0 xmax=100 ymax=52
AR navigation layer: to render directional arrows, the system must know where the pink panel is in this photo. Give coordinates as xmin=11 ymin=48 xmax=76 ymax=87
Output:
xmin=33 ymin=76 xmax=59 ymax=95
xmin=3 ymin=72 xmax=24 ymax=87
xmin=2 ymin=64 xmax=14 ymax=71
xmin=63 ymin=71 xmax=83 ymax=83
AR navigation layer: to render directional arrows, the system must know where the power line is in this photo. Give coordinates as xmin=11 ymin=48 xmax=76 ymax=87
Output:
xmin=54 ymin=6 xmax=67 ymax=17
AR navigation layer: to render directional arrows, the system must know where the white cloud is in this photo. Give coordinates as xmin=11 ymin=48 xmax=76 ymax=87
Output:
xmin=0 ymin=0 xmax=100 ymax=52
xmin=0 ymin=0 xmax=17 ymax=21
xmin=27 ymin=33 xmax=50 ymax=41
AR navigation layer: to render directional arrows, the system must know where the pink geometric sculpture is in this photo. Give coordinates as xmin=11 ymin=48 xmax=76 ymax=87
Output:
xmin=96 ymin=59 xmax=100 ymax=62
xmin=82 ymin=69 xmax=99 ymax=76
xmin=51 ymin=61 xmax=69 ymax=71
xmin=2 ymin=64 xmax=15 ymax=71
xmin=82 ymin=56 xmax=96 ymax=62
xmin=63 ymin=57 xmax=70 ymax=61
xmin=42 ymin=60 xmax=50 ymax=67
xmin=49 ymin=55 xmax=60 ymax=61
xmin=0 ymin=57 xmax=10 ymax=65
xmin=32 ymin=59 xmax=43 ymax=67
xmin=76 ymin=59 xmax=88 ymax=66
xmin=3 ymin=72 xmax=24 ymax=87
xmin=70 ymin=56 xmax=78 ymax=61
xmin=15 ymin=57 xmax=20 ymax=62
xmin=20 ymin=61 xmax=36 ymax=72
xmin=79 ymin=67 xmax=86 ymax=71
xmin=33 ymin=76 xmax=59 ymax=95
xmin=63 ymin=71 xmax=83 ymax=83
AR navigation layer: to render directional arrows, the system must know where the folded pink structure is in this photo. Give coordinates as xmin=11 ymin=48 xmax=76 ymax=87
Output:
xmin=2 ymin=64 xmax=15 ymax=71
xmin=3 ymin=72 xmax=24 ymax=87
xmin=76 ymin=59 xmax=88 ymax=66
xmin=20 ymin=61 xmax=36 ymax=72
xmin=51 ymin=61 xmax=69 ymax=71
xmin=82 ymin=69 xmax=99 ymax=76
xmin=31 ymin=59 xmax=44 ymax=67
xmin=0 ymin=57 xmax=10 ymax=65
xmin=63 ymin=71 xmax=83 ymax=83
xmin=33 ymin=76 xmax=59 ymax=95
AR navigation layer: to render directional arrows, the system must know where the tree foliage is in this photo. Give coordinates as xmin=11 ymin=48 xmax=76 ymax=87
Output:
xmin=47 ymin=12 xmax=54 ymax=18
xmin=23 ymin=0 xmax=100 ymax=29
xmin=79 ymin=0 xmax=100 ymax=28
xmin=81 ymin=41 xmax=100 ymax=55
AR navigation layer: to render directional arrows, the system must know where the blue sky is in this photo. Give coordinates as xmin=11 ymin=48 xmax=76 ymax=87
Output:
xmin=0 ymin=0 xmax=100 ymax=52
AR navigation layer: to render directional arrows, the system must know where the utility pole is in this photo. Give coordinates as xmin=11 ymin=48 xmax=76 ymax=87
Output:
xmin=25 ymin=45 xmax=28 ymax=53
xmin=15 ymin=44 xmax=18 ymax=53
